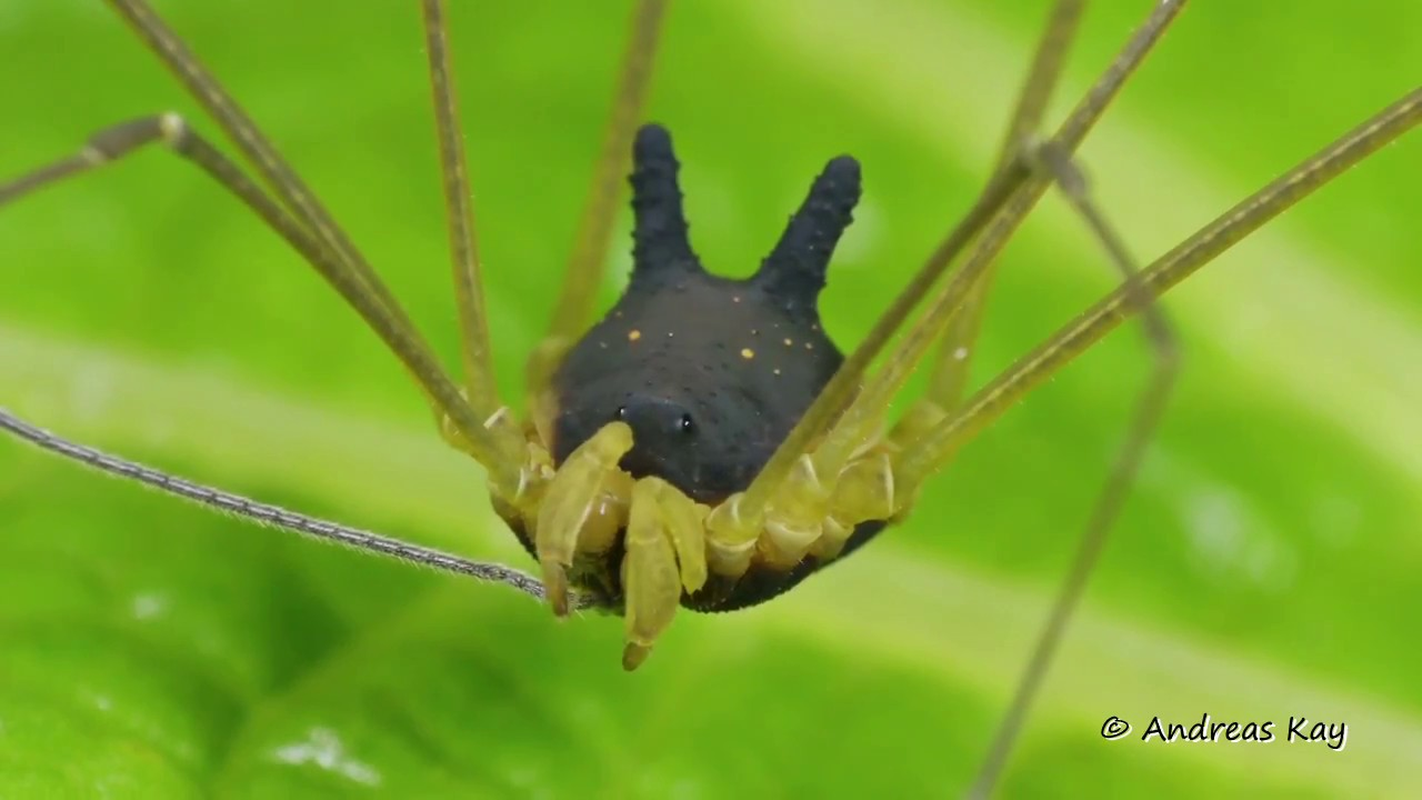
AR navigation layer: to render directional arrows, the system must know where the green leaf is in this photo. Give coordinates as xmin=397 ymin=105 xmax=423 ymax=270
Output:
xmin=2 ymin=1 xmax=1419 ymax=796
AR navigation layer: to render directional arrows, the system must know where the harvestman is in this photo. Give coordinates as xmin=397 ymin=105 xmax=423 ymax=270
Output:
xmin=0 ymin=0 xmax=1417 ymax=795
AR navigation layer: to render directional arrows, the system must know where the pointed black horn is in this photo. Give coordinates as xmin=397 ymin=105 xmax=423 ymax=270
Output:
xmin=629 ymin=123 xmax=700 ymax=281
xmin=754 ymin=155 xmax=861 ymax=317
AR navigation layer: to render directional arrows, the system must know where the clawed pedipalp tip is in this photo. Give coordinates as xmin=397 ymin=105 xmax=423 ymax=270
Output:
xmin=622 ymin=642 xmax=652 ymax=671
xmin=540 ymin=559 xmax=571 ymax=617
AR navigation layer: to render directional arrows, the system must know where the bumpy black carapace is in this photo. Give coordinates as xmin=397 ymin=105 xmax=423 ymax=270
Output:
xmin=539 ymin=123 xmax=887 ymax=611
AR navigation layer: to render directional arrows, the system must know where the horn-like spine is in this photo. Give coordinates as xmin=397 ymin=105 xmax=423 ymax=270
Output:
xmin=755 ymin=156 xmax=861 ymax=317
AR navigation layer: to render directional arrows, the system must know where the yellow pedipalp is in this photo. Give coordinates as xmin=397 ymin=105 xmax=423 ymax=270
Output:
xmin=534 ymin=421 xmax=633 ymax=615
xmin=621 ymin=476 xmax=684 ymax=670
xmin=651 ymin=480 xmax=708 ymax=593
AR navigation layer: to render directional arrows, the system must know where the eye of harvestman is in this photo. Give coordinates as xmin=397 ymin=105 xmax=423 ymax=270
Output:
xmin=679 ymin=413 xmax=695 ymax=433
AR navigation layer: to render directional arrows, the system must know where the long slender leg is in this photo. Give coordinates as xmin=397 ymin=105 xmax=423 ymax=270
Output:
xmin=0 ymin=114 xmax=521 ymax=493
xmin=419 ymin=0 xmax=521 ymax=451
xmin=965 ymin=142 xmax=1179 ymax=799
xmin=813 ymin=0 xmax=1182 ymax=469
xmin=893 ymin=89 xmax=1422 ymax=794
xmin=100 ymin=0 xmax=525 ymax=493
xmin=0 ymin=407 xmax=571 ymax=603
xmin=893 ymin=88 xmax=1422 ymax=493
xmin=925 ymin=0 xmax=1085 ymax=412
xmin=702 ymin=164 xmax=1031 ymax=552
xmin=708 ymin=1 xmax=1188 ymax=552
xmin=886 ymin=5 xmax=1173 ymax=782
xmin=104 ymin=0 xmax=409 ymax=333
xmin=527 ymin=0 xmax=671 ymax=396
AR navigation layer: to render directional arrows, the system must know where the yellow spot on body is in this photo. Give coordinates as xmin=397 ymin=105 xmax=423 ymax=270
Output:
xmin=598 ymin=341 xmax=608 ymax=349
xmin=628 ymin=329 xmax=642 ymax=342
xmin=667 ymin=331 xmax=675 ymax=338
xmin=740 ymin=348 xmax=755 ymax=360
xmin=783 ymin=338 xmax=793 ymax=346
xmin=732 ymin=296 xmax=742 ymax=304
xmin=773 ymin=368 xmax=782 ymax=376
xmin=805 ymin=342 xmax=814 ymax=350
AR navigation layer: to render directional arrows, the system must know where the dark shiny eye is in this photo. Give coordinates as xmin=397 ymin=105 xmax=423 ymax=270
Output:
xmin=615 ymin=405 xmax=628 ymax=421
xmin=679 ymin=413 xmax=695 ymax=433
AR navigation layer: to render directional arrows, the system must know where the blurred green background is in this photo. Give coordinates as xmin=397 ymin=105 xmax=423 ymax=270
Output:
xmin=1 ymin=0 xmax=1419 ymax=796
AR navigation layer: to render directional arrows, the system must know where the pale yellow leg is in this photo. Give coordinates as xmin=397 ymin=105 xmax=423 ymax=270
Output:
xmin=758 ymin=454 xmax=829 ymax=569
xmin=705 ymin=451 xmax=836 ymax=576
xmin=821 ymin=450 xmax=896 ymax=544
xmin=703 ymin=443 xmax=898 ymax=581
xmin=703 ymin=496 xmax=757 ymax=578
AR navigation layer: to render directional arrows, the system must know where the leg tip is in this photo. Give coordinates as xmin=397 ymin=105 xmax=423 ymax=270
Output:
xmin=622 ymin=642 xmax=653 ymax=672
